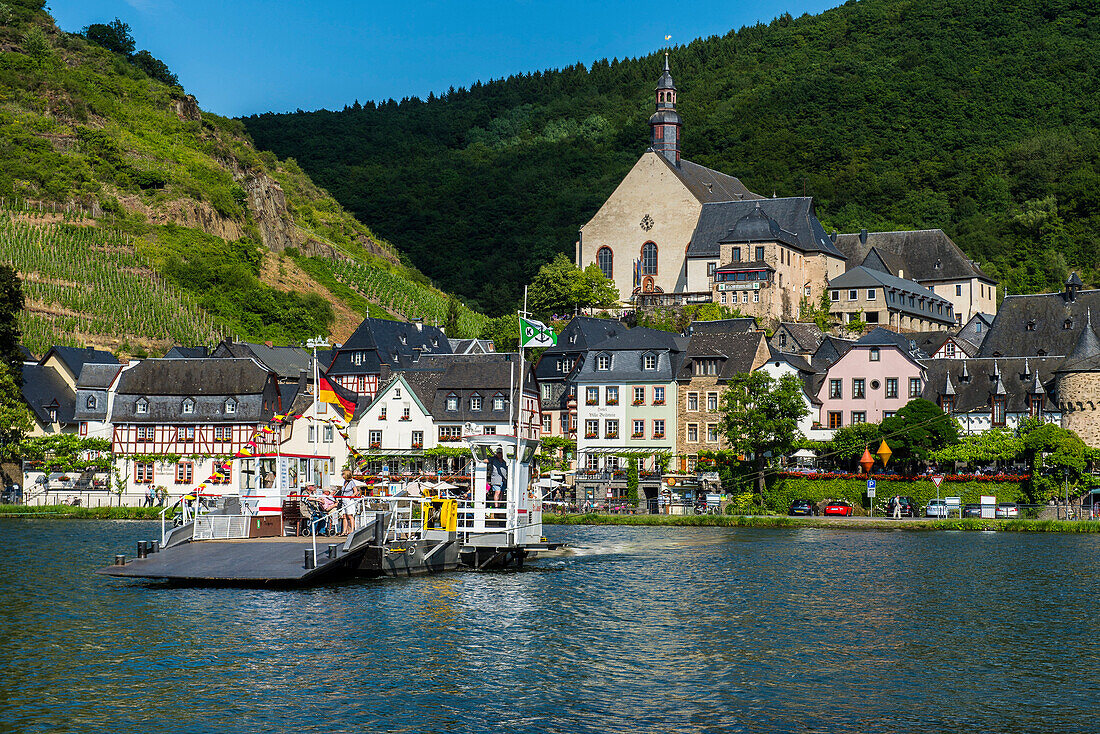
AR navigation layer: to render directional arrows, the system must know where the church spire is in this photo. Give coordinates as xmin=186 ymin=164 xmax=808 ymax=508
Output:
xmin=649 ymin=52 xmax=682 ymax=166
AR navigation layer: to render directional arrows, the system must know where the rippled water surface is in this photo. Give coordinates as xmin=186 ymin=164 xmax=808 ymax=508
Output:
xmin=2 ymin=520 xmax=1099 ymax=733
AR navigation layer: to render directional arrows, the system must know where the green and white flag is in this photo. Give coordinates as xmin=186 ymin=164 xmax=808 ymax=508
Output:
xmin=520 ymin=317 xmax=557 ymax=348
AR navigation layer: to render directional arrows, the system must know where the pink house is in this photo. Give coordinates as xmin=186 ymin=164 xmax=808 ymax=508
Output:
xmin=815 ymin=335 xmax=925 ymax=429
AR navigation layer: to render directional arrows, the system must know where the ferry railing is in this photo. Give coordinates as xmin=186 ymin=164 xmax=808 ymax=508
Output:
xmin=159 ymin=491 xmax=221 ymax=544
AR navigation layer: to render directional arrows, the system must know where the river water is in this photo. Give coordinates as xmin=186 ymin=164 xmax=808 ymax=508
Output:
xmin=1 ymin=520 xmax=1098 ymax=733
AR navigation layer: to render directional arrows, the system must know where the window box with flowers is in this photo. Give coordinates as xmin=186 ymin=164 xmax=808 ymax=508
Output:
xmin=632 ymin=399 xmax=645 ymax=406
xmin=411 ymin=443 xmax=423 ymax=450
xmin=631 ymin=431 xmax=644 ymax=439
xmin=653 ymin=399 xmax=665 ymax=406
xmin=378 ymin=415 xmax=387 ymax=420
xmin=399 ymin=416 xmax=411 ymax=422
xmin=606 ymin=398 xmax=619 ymax=406
xmin=369 ymin=442 xmax=381 ymax=449
xmin=585 ymin=399 xmax=598 ymax=406
xmin=585 ymin=432 xmax=598 ymax=439
xmin=653 ymin=432 xmax=665 ymax=439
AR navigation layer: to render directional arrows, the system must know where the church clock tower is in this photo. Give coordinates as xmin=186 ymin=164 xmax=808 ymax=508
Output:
xmin=649 ymin=53 xmax=682 ymax=166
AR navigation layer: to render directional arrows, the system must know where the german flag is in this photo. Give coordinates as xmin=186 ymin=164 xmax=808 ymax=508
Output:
xmin=318 ymin=375 xmax=357 ymax=422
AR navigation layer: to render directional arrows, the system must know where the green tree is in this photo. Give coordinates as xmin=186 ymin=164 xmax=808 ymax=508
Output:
xmin=478 ymin=314 xmax=519 ymax=351
xmin=21 ymin=26 xmax=49 ymax=66
xmin=720 ymin=371 xmax=807 ymax=497
xmin=879 ymin=399 xmax=960 ymax=472
xmin=83 ymin=18 xmax=135 ymax=56
xmin=130 ymin=49 xmax=179 ymax=86
xmin=527 ymin=254 xmax=618 ymax=318
xmin=444 ymin=294 xmax=461 ymax=336
xmin=0 ymin=368 xmax=32 ymax=461
xmin=0 ymin=265 xmax=24 ymax=379
xmin=1019 ymin=420 xmax=1090 ymax=502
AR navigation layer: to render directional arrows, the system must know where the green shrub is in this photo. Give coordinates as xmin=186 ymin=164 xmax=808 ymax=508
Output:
xmin=768 ymin=476 xmax=1026 ymax=513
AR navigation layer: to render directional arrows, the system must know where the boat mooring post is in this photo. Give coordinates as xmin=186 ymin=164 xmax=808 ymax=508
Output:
xmin=137 ymin=541 xmax=148 ymax=559
xmin=327 ymin=544 xmax=338 ymax=559
xmin=304 ymin=549 xmax=315 ymax=569
xmin=114 ymin=554 xmax=126 ymax=566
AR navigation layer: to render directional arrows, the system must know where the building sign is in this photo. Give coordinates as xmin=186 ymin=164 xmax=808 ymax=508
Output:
xmin=716 ymin=282 xmax=762 ymax=292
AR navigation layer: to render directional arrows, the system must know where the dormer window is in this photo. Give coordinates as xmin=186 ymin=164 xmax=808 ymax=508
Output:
xmin=136 ymin=397 xmax=148 ymax=414
xmin=596 ymin=354 xmax=611 ymax=371
xmin=86 ymin=395 xmax=97 ymax=410
xmin=351 ymin=352 xmax=364 ymax=366
xmin=1064 ymin=319 xmax=1074 ymax=330
xmin=400 ymin=334 xmax=407 ymax=345
xmin=1026 ymin=319 xmax=1036 ymax=331
xmin=643 ymin=354 xmax=657 ymax=370
xmin=48 ymin=407 xmax=57 ymax=423
xmin=695 ymin=359 xmax=719 ymax=376
xmin=182 ymin=398 xmax=195 ymax=415
xmin=492 ymin=394 xmax=506 ymax=412
xmin=225 ymin=398 xmax=237 ymax=415
xmin=471 ymin=394 xmax=482 ymax=411
xmin=445 ymin=394 xmax=458 ymax=411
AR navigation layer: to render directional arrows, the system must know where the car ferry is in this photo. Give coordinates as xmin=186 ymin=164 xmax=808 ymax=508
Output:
xmin=98 ymin=433 xmax=561 ymax=585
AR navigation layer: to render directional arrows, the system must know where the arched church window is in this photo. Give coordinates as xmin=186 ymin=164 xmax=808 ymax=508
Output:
xmin=597 ymin=247 xmax=613 ymax=279
xmin=641 ymin=242 xmax=658 ymax=276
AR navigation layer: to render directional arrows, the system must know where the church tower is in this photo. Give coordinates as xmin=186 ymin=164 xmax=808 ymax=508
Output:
xmin=649 ymin=53 xmax=682 ymax=166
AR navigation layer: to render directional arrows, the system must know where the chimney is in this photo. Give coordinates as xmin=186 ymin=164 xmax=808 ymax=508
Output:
xmin=264 ymin=341 xmax=274 ymax=348
xmin=413 ymin=317 xmax=423 ymax=332
xmin=859 ymin=229 xmax=868 ymax=245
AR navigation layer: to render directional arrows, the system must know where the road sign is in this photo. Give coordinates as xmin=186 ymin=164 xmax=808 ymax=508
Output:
xmin=931 ymin=475 xmax=944 ymax=488
xmin=867 ymin=479 xmax=876 ymax=498
xmin=867 ymin=489 xmax=876 ymax=498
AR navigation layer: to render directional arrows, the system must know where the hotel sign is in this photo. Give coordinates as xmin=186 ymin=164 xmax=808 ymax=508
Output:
xmin=716 ymin=282 xmax=762 ymax=292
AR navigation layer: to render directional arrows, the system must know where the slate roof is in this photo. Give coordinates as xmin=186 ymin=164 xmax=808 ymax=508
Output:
xmin=771 ymin=322 xmax=824 ymax=354
xmin=833 ymin=229 xmax=994 ymax=284
xmin=654 ymin=153 xmax=762 ymax=204
xmin=717 ymin=205 xmax=801 ymax=249
xmin=111 ymin=358 xmax=278 ymax=424
xmin=211 ymin=340 xmax=312 ymax=381
xmin=688 ymin=318 xmax=760 ymax=334
xmin=1055 ymin=312 xmax=1100 ymax=372
xmin=676 ymin=331 xmax=768 ymax=382
xmin=764 ymin=348 xmax=823 ymax=406
xmin=956 ymin=312 xmax=994 ymax=351
xmin=164 ymin=346 xmax=210 ymax=359
xmin=587 ymin=326 xmax=687 ymax=353
xmin=829 ymin=266 xmax=956 ymax=324
xmin=21 ymin=363 xmax=76 ymax=426
xmin=72 ymin=363 xmax=125 ymax=422
xmin=809 ymin=335 xmax=856 ymax=372
xmin=328 ymin=318 xmax=452 ymax=376
xmin=977 ymin=289 xmax=1100 ymax=358
xmin=908 ymin=331 xmax=977 ymax=358
xmin=920 ymin=358 xmax=1059 ymax=414
xmin=399 ymin=354 xmax=536 ymax=423
xmin=856 ymin=327 xmax=930 ymax=359
xmin=687 ymin=197 xmax=845 ymax=259
xmin=39 ymin=346 xmax=118 ymax=378
xmin=448 ymin=338 xmax=495 ymax=354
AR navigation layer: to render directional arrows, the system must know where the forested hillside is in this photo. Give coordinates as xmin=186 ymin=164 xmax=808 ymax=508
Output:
xmin=0 ymin=0 xmax=485 ymax=354
xmin=245 ymin=0 xmax=1100 ymax=315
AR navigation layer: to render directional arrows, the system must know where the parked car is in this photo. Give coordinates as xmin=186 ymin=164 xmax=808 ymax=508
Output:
xmin=823 ymin=500 xmax=854 ymax=516
xmin=925 ymin=499 xmax=948 ymax=518
xmin=995 ymin=502 xmax=1019 ymax=519
xmin=963 ymin=503 xmax=983 ymax=518
xmin=788 ymin=499 xmax=816 ymax=516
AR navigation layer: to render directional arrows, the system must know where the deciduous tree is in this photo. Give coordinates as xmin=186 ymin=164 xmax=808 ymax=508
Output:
xmin=720 ymin=372 xmax=807 ymax=497
xmin=878 ymin=399 xmax=960 ymax=472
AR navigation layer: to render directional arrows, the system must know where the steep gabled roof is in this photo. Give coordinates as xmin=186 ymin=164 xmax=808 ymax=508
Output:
xmin=75 ymin=363 xmax=124 ymax=389
xmin=829 ymin=266 xmax=955 ymax=324
xmin=676 ymin=331 xmax=768 ymax=381
xmin=810 ymin=335 xmax=856 ymax=372
xmin=21 ymin=363 xmax=76 ymax=426
xmin=772 ymin=322 xmax=825 ymax=353
xmin=39 ymin=346 xmax=118 ymax=377
xmin=164 ymin=346 xmax=210 ymax=359
xmin=330 ymin=318 xmax=452 ymax=375
xmin=834 ymin=229 xmax=994 ymax=283
xmin=687 ymin=197 xmax=845 ymax=259
xmin=586 ymin=326 xmax=687 ymax=353
xmin=211 ymin=341 xmax=312 ymax=381
xmin=1056 ymin=311 xmax=1100 ymax=372
xmin=115 ymin=358 xmax=273 ymax=396
xmin=977 ymin=289 xmax=1100 ymax=358
xmin=855 ymin=327 xmax=930 ymax=360
xmin=920 ymin=358 xmax=1059 ymax=413
xmin=688 ymin=318 xmax=759 ymax=334
xmin=653 ymin=153 xmax=762 ymax=204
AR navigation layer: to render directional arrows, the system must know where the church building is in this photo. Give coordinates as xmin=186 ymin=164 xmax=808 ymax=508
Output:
xmin=576 ymin=55 xmax=845 ymax=327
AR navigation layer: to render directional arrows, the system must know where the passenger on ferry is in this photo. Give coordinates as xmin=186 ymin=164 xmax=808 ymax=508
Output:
xmin=487 ymin=447 xmax=508 ymax=507
xmin=336 ymin=468 xmax=358 ymax=535
xmin=319 ymin=488 xmax=338 ymax=535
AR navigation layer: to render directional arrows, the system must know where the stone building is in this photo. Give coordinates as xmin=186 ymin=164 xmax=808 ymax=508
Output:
xmin=1055 ymin=311 xmax=1100 ymax=447
xmin=826 ymin=265 xmax=957 ymax=331
xmin=833 ymin=229 xmax=998 ymax=325
xmin=674 ymin=330 xmax=771 ymax=469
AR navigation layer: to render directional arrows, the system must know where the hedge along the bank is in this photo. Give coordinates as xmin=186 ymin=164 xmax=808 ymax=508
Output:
xmin=767 ymin=477 xmax=1027 ymax=514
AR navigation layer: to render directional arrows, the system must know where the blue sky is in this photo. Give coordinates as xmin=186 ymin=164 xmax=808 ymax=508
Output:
xmin=51 ymin=0 xmax=841 ymax=118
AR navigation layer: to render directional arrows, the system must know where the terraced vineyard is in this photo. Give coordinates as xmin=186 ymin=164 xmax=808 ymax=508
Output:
xmin=329 ymin=258 xmax=488 ymax=338
xmin=0 ymin=211 xmax=225 ymax=354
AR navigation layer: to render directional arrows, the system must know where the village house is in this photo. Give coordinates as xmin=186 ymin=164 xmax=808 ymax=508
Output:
xmin=919 ymin=357 xmax=1061 ymax=435
xmin=21 ymin=347 xmax=119 ymax=437
xmin=769 ymin=322 xmax=825 ymax=358
xmin=573 ymin=327 xmax=685 ymax=502
xmin=675 ymin=329 xmax=771 ymax=470
xmin=108 ymin=357 xmax=325 ymax=505
xmin=73 ymin=362 xmax=127 ymax=440
xmin=815 ymin=329 xmax=926 ymax=430
xmin=325 ymin=317 xmax=451 ymax=398
xmin=826 ymin=265 xmax=957 ymax=331
xmin=755 ymin=349 xmax=830 ymax=442
xmin=833 ymin=229 xmax=998 ymax=325
xmin=209 ymin=340 xmax=313 ymax=384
